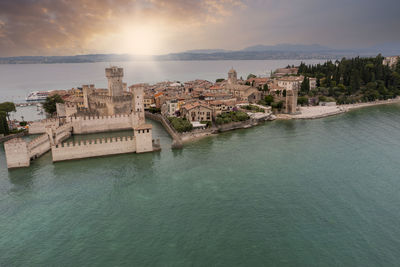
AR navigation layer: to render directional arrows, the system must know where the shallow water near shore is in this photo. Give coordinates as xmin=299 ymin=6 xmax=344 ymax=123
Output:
xmin=1 ymin=104 xmax=400 ymax=266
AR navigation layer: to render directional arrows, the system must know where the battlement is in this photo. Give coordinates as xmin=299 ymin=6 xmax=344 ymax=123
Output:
xmin=65 ymin=102 xmax=77 ymax=108
xmin=70 ymin=113 xmax=131 ymax=122
xmin=52 ymin=135 xmax=137 ymax=162
xmin=105 ymin=67 xmax=124 ymax=78
xmin=28 ymin=134 xmax=49 ymax=148
xmin=56 ymin=136 xmax=134 ymax=148
xmin=89 ymin=94 xmax=132 ymax=104
xmin=5 ymin=137 xmax=26 ymax=146
xmin=29 ymin=119 xmax=60 ymax=134
xmin=55 ymin=123 xmax=72 ymax=134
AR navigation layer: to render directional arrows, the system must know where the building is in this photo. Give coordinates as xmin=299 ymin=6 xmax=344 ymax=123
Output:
xmin=143 ymin=94 xmax=155 ymax=110
xmin=383 ymin=56 xmax=399 ymax=68
xmin=82 ymin=67 xmax=133 ymax=116
xmin=224 ymin=68 xmax=261 ymax=103
xmin=209 ymin=99 xmax=237 ymax=117
xmin=180 ymin=102 xmax=213 ymax=122
xmin=274 ymin=67 xmax=298 ymax=77
xmin=228 ymin=68 xmax=238 ymax=85
xmin=162 ymin=99 xmax=179 ymax=116
xmin=309 ymin=78 xmax=317 ymax=90
xmin=285 ymin=88 xmax=298 ymax=114
xmin=275 ymin=76 xmax=303 ymax=91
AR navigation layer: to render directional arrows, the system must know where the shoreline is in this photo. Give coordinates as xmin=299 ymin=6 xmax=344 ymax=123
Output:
xmin=169 ymin=98 xmax=400 ymax=145
xmin=277 ymin=97 xmax=400 ymax=120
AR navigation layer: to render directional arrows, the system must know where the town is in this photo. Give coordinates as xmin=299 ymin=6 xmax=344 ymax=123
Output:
xmin=2 ymin=55 xmax=399 ymax=169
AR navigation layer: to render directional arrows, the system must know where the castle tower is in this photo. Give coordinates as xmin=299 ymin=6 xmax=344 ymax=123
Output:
xmin=134 ymin=124 xmax=153 ymax=153
xmin=131 ymin=85 xmax=145 ymax=126
xmin=105 ymin=66 xmax=124 ymax=97
xmin=4 ymin=138 xmax=30 ymax=168
xmin=82 ymin=84 xmax=91 ymax=109
xmin=285 ymin=88 xmax=298 ymax=114
xmin=228 ymin=68 xmax=237 ymax=85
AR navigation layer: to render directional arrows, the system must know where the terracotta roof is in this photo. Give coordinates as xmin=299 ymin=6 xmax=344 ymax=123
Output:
xmin=181 ymin=102 xmax=212 ymax=111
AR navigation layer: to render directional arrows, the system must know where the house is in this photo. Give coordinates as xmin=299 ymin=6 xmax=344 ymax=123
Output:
xmin=209 ymin=99 xmax=237 ymax=117
xmin=143 ymin=94 xmax=155 ymax=110
xmin=180 ymin=102 xmax=213 ymax=122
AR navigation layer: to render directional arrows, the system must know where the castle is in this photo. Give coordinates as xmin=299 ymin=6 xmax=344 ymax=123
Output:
xmin=4 ymin=67 xmax=159 ymax=169
xmin=57 ymin=66 xmax=144 ymax=118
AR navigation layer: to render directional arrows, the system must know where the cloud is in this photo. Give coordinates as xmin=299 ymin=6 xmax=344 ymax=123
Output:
xmin=0 ymin=0 xmax=245 ymax=56
xmin=0 ymin=0 xmax=399 ymax=56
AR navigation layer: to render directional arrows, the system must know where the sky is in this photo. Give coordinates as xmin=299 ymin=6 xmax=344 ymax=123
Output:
xmin=0 ymin=0 xmax=399 ymax=57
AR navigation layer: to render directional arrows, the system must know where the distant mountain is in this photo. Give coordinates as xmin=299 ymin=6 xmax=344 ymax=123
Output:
xmin=0 ymin=43 xmax=398 ymax=64
xmin=364 ymin=42 xmax=400 ymax=56
xmin=184 ymin=49 xmax=230 ymax=54
xmin=242 ymin=44 xmax=332 ymax=52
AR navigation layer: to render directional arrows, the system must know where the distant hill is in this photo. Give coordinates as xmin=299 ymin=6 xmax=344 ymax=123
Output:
xmin=242 ymin=44 xmax=332 ymax=52
xmin=0 ymin=43 xmax=398 ymax=64
xmin=184 ymin=49 xmax=230 ymax=54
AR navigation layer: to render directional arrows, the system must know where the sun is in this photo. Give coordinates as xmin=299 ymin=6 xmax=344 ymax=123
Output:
xmin=118 ymin=24 xmax=163 ymax=55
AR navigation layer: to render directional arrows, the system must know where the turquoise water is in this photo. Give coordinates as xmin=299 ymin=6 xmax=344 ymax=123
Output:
xmin=1 ymin=105 xmax=400 ymax=266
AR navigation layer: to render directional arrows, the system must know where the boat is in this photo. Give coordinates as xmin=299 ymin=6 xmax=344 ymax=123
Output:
xmin=26 ymin=91 xmax=50 ymax=102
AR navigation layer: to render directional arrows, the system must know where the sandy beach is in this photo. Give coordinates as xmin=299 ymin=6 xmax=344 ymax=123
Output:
xmin=277 ymin=97 xmax=400 ymax=120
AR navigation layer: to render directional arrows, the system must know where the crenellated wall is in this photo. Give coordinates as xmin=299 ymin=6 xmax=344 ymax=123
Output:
xmin=28 ymin=133 xmax=51 ymax=159
xmin=28 ymin=119 xmax=59 ymax=134
xmin=5 ymin=109 xmax=154 ymax=168
xmin=52 ymin=136 xmax=136 ymax=162
xmin=53 ymin=123 xmax=73 ymax=144
xmin=70 ymin=114 xmax=133 ymax=134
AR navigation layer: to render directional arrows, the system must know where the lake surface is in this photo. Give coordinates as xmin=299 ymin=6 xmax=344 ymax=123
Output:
xmin=1 ymin=104 xmax=400 ymax=266
xmin=1 ymin=61 xmax=400 ymax=266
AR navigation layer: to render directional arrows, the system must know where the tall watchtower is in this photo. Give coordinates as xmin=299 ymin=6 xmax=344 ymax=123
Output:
xmin=285 ymin=88 xmax=298 ymax=114
xmin=106 ymin=67 xmax=124 ymax=97
xmin=130 ymin=85 xmax=145 ymax=126
xmin=228 ymin=68 xmax=237 ymax=85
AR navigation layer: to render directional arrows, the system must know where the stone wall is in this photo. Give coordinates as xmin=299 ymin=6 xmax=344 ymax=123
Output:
xmin=134 ymin=127 xmax=153 ymax=153
xmin=70 ymin=114 xmax=132 ymax=134
xmin=145 ymin=112 xmax=183 ymax=148
xmin=4 ymin=138 xmax=30 ymax=168
xmin=53 ymin=123 xmax=73 ymax=145
xmin=52 ymin=136 xmax=136 ymax=162
xmin=0 ymin=131 xmax=27 ymax=143
xmin=28 ymin=134 xmax=50 ymax=159
xmin=29 ymin=119 xmax=59 ymax=134
xmin=217 ymin=119 xmax=257 ymax=132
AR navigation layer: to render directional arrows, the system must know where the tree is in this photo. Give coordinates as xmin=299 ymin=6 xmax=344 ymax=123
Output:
xmin=216 ymin=78 xmax=225 ymax=83
xmin=264 ymin=95 xmax=274 ymax=106
xmin=0 ymin=102 xmax=16 ymax=122
xmin=263 ymin=83 xmax=269 ymax=92
xmin=0 ymin=111 xmax=9 ymax=135
xmin=300 ymin=77 xmax=310 ymax=94
xmin=297 ymin=96 xmax=308 ymax=106
xmin=247 ymin=74 xmax=257 ymax=80
xmin=43 ymin=94 xmax=64 ymax=115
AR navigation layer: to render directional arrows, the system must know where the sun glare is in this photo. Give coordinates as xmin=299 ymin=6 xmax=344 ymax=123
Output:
xmin=118 ymin=25 xmax=163 ymax=56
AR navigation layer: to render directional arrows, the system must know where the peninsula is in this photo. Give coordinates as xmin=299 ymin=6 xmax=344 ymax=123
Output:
xmin=2 ymin=55 xmax=400 ymax=168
